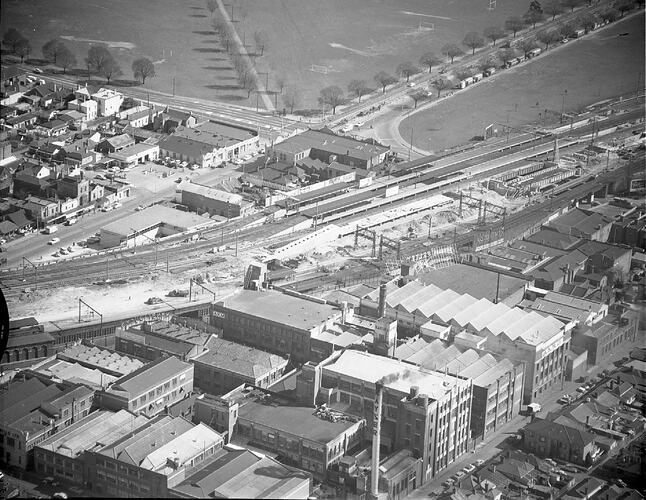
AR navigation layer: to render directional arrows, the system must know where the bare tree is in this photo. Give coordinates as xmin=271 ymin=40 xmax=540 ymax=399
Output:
xmin=347 ymin=79 xmax=370 ymax=103
xmin=374 ymin=71 xmax=397 ymax=93
xmin=132 ymin=57 xmax=156 ymax=84
xmin=562 ymin=0 xmax=583 ymax=13
xmin=455 ymin=68 xmax=474 ymax=81
xmin=15 ymin=38 xmax=31 ymax=63
xmin=599 ymin=8 xmax=619 ymax=23
xmin=253 ymin=31 xmax=268 ymax=56
xmin=276 ymin=76 xmax=286 ymax=94
xmin=2 ymin=28 xmax=24 ymax=53
xmin=57 ymin=45 xmax=77 ymax=74
xmin=432 ymin=78 xmax=452 ymax=98
xmin=615 ymin=0 xmax=635 ymax=17
xmin=462 ymin=32 xmax=485 ymax=55
xmin=497 ymin=48 xmax=517 ymax=64
xmin=86 ymin=45 xmax=112 ymax=77
xmin=100 ymin=57 xmax=122 ymax=84
xmin=42 ymin=39 xmax=64 ymax=64
xmin=441 ymin=43 xmax=464 ymax=63
xmin=576 ymin=12 xmax=599 ymax=33
xmin=537 ymin=29 xmax=559 ymax=49
xmin=523 ymin=9 xmax=545 ymax=28
xmin=543 ymin=0 xmax=564 ymax=20
xmin=408 ymin=89 xmax=428 ymax=109
xmin=419 ymin=51 xmax=442 ymax=73
xmin=283 ymin=88 xmax=300 ymax=114
xmin=504 ymin=16 xmax=525 ymax=37
xmin=483 ymin=26 xmax=505 ymax=46
xmin=478 ymin=55 xmax=500 ymax=71
xmin=318 ymin=86 xmax=345 ymax=114
xmin=558 ymin=21 xmax=577 ymax=39
xmin=518 ymin=37 xmax=539 ymax=57
xmin=396 ymin=61 xmax=419 ymax=82
xmin=205 ymin=0 xmax=217 ymax=16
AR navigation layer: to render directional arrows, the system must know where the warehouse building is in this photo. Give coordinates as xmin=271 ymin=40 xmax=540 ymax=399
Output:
xmin=108 ymin=142 xmax=159 ymax=168
xmin=211 ymin=290 xmax=342 ymax=363
xmin=179 ymin=182 xmax=253 ymax=218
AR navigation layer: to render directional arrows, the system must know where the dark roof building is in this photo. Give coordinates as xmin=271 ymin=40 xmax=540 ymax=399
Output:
xmin=523 ymin=418 xmax=600 ymax=466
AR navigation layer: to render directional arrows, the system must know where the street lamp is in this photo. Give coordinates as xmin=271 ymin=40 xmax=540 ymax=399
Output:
xmin=560 ymin=89 xmax=568 ymax=124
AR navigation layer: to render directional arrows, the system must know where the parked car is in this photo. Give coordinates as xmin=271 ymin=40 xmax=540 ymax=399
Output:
xmin=47 ymin=237 xmax=60 ymax=245
xmin=32 ymin=67 xmax=43 ymax=74
xmin=475 ymin=459 xmax=485 ymax=467
xmin=145 ymin=297 xmax=163 ymax=305
xmin=64 ymin=218 xmax=77 ymax=226
xmin=167 ymin=289 xmax=189 ymax=297
xmin=453 ymin=471 xmax=465 ymax=480
xmin=463 ymin=464 xmax=476 ymax=473
xmin=135 ymin=205 xmax=145 ymax=211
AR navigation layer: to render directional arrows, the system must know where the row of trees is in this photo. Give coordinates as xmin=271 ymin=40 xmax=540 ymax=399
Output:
xmin=2 ymin=29 xmax=157 ymax=85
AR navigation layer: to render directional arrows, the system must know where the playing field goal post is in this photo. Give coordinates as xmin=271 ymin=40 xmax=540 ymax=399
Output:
xmin=310 ymin=64 xmax=329 ymax=74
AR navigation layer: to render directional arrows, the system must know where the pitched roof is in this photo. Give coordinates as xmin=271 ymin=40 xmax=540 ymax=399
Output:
xmin=525 ymin=418 xmax=595 ymax=448
xmin=108 ymin=356 xmax=191 ymax=397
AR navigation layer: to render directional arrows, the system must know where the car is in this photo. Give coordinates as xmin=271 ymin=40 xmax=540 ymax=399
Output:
xmin=453 ymin=471 xmax=465 ymax=480
xmin=113 ymin=202 xmax=122 ymax=209
xmin=52 ymin=252 xmax=60 ymax=258
xmin=475 ymin=459 xmax=485 ymax=467
xmin=545 ymin=458 xmax=557 ymax=467
xmin=32 ymin=67 xmax=44 ymax=74
xmin=407 ymin=82 xmax=416 ymax=87
xmin=135 ymin=205 xmax=145 ymax=211
xmin=64 ymin=218 xmax=77 ymax=226
xmin=167 ymin=289 xmax=189 ymax=297
xmin=0 ymin=471 xmax=4 ymax=481
xmin=95 ymin=174 xmax=106 ymax=180
xmin=576 ymin=386 xmax=586 ymax=393
xmin=442 ymin=479 xmax=454 ymax=488
xmin=463 ymin=464 xmax=476 ymax=473
xmin=48 ymin=237 xmax=60 ymax=245
xmin=60 ymin=248 xmax=68 ymax=255
xmin=561 ymin=465 xmax=578 ymax=474
xmin=52 ymin=493 xmax=68 ymax=499
xmin=145 ymin=297 xmax=163 ymax=305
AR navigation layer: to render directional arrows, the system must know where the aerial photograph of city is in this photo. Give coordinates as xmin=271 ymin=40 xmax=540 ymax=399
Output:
xmin=0 ymin=0 xmax=644 ymax=498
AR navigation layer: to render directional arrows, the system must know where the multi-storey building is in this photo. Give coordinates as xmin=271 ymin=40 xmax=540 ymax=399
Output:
xmin=297 ymin=350 xmax=473 ymax=482
xmin=34 ymin=410 xmax=150 ymax=485
xmin=523 ymin=418 xmax=600 ymax=466
xmin=91 ymin=88 xmax=124 ymax=117
xmin=211 ymin=290 xmax=342 ymax=363
xmin=194 ymin=386 xmax=365 ymax=479
xmin=85 ymin=415 xmax=223 ymax=497
xmin=0 ymin=378 xmax=94 ymax=468
xmin=96 ymin=356 xmax=194 ymax=417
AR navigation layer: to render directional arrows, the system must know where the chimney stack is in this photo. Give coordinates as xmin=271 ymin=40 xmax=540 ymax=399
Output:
xmin=371 ymin=382 xmax=384 ymax=497
xmin=553 ymin=137 xmax=560 ymax=163
xmin=377 ymin=283 xmax=387 ymax=318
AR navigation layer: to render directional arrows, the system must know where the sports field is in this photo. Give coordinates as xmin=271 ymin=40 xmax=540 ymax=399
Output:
xmin=399 ymin=11 xmax=646 ymax=153
xmin=1 ymin=0 xmax=529 ymax=108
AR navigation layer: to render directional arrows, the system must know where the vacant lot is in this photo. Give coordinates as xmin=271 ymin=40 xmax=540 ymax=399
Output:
xmin=399 ymin=12 xmax=646 ymax=152
xmin=2 ymin=0 xmax=530 ymax=108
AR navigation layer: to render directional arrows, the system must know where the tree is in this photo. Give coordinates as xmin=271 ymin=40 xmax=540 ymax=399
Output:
xmin=205 ymin=0 xmax=217 ymax=16
xmin=478 ymin=54 xmax=500 ymax=71
xmin=615 ymin=0 xmax=634 ymax=16
xmin=253 ymin=31 xmax=268 ymax=56
xmin=276 ymin=77 xmax=286 ymax=94
xmin=86 ymin=45 xmax=112 ymax=76
xmin=441 ymin=43 xmax=464 ymax=63
xmin=408 ymin=89 xmax=428 ymax=109
xmin=283 ymin=88 xmax=300 ymax=114
xmin=347 ymin=79 xmax=369 ymax=103
xmin=518 ymin=37 xmax=539 ymax=57
xmin=523 ymin=9 xmax=545 ymax=28
xmin=504 ymin=16 xmax=525 ymax=37
xmin=483 ymin=26 xmax=505 ymax=46
xmin=537 ymin=29 xmax=559 ymax=48
xmin=57 ymin=45 xmax=77 ymax=74
xmin=15 ymin=38 xmax=31 ymax=63
xmin=562 ymin=0 xmax=583 ymax=12
xmin=318 ymin=86 xmax=344 ymax=114
xmin=529 ymin=0 xmax=543 ymax=12
xmin=419 ymin=51 xmax=442 ymax=73
xmin=2 ymin=28 xmax=24 ymax=53
xmin=456 ymin=68 xmax=475 ymax=81
xmin=543 ymin=0 xmax=564 ymax=20
xmin=497 ymin=48 xmax=517 ymax=64
xmin=599 ymin=8 xmax=620 ymax=23
xmin=558 ymin=22 xmax=577 ymax=39
xmin=42 ymin=39 xmax=65 ymax=64
xmin=576 ymin=12 xmax=598 ymax=33
xmin=432 ymin=78 xmax=452 ymax=98
xmin=374 ymin=71 xmax=397 ymax=93
xmin=99 ymin=57 xmax=122 ymax=84
xmin=396 ymin=61 xmax=419 ymax=82
xmin=462 ymin=32 xmax=485 ymax=55
xmin=132 ymin=57 xmax=156 ymax=84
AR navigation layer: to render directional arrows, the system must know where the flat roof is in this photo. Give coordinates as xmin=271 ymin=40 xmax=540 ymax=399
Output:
xmin=109 ymin=356 xmax=192 ymax=398
xmin=102 ymin=205 xmax=210 ymax=237
xmin=216 ymin=290 xmax=340 ymax=332
xmin=181 ymin=182 xmax=243 ymax=205
xmin=174 ymin=121 xmax=256 ymax=145
xmin=323 ymin=350 xmax=468 ymax=400
xmin=238 ymin=399 xmax=361 ymax=444
xmin=109 ymin=142 xmax=158 ymax=160
xmin=276 ymin=129 xmax=388 ymax=160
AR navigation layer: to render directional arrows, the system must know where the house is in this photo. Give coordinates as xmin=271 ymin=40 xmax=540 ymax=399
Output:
xmin=34 ymin=119 xmax=69 ymax=137
xmin=95 ymin=133 xmax=135 ymax=154
xmin=13 ymin=169 xmax=52 ymax=199
xmin=158 ymin=135 xmax=217 ymax=168
xmin=88 ymin=182 xmax=105 ymax=203
xmin=56 ymin=176 xmax=90 ymax=205
xmin=547 ymin=208 xmax=613 ymax=242
xmin=153 ymin=106 xmax=197 ymax=132
xmin=3 ymin=111 xmax=38 ymax=131
xmin=179 ymin=182 xmax=252 ymax=218
xmin=23 ymin=195 xmax=59 ymax=221
xmin=523 ymin=418 xmax=600 ymax=466
xmin=68 ymin=97 xmax=97 ymax=121
xmin=91 ymin=88 xmax=124 ymax=117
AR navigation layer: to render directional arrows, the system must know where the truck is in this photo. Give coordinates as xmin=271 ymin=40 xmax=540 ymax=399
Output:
xmin=44 ymin=225 xmax=58 ymax=234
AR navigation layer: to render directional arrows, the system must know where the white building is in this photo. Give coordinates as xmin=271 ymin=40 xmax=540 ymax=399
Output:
xmin=92 ymin=88 xmax=124 ymax=117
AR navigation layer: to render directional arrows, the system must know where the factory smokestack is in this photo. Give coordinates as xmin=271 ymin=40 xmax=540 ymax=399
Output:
xmin=553 ymin=136 xmax=560 ymax=163
xmin=371 ymin=382 xmax=384 ymax=497
xmin=377 ymin=283 xmax=387 ymax=318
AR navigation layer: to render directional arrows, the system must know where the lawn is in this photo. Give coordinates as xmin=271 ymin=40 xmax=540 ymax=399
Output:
xmin=399 ymin=11 xmax=646 ymax=153
xmin=1 ymin=0 xmax=531 ymax=108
